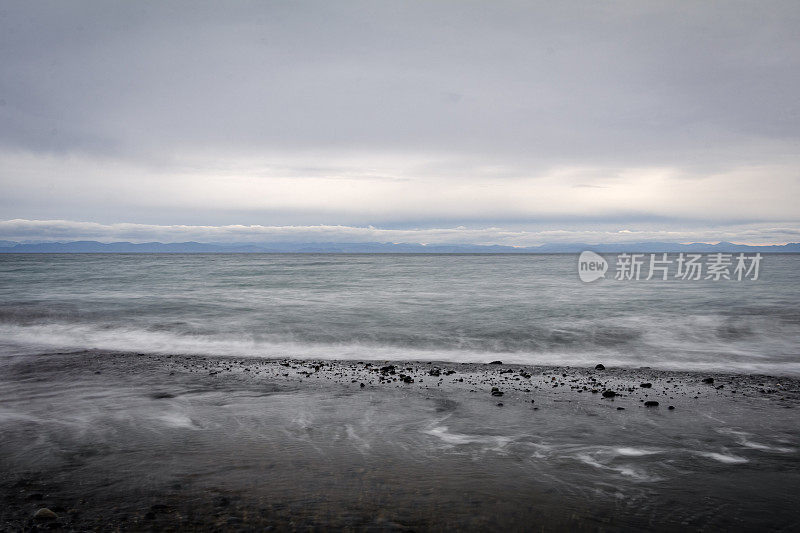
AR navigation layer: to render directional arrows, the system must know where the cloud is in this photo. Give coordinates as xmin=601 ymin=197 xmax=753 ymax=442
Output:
xmin=0 ymin=1 xmax=798 ymax=229
xmin=1 ymin=218 xmax=798 ymax=246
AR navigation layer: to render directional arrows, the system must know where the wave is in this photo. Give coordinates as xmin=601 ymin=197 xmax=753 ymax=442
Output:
xmin=2 ymin=320 xmax=800 ymax=375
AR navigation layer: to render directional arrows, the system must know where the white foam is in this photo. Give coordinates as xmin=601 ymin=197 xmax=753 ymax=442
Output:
xmin=613 ymin=447 xmax=661 ymax=457
xmin=423 ymin=425 xmax=512 ymax=449
xmin=156 ymin=412 xmax=200 ymax=429
xmin=345 ymin=424 xmax=372 ymax=452
xmin=737 ymin=439 xmax=795 ymax=453
xmin=717 ymin=429 xmax=796 ymax=454
xmin=574 ymin=453 xmax=661 ymax=482
xmin=3 ymin=320 xmax=800 ymax=375
xmin=696 ymin=451 xmax=749 ymax=464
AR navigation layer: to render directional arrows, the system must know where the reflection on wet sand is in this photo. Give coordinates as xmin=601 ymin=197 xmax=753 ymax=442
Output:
xmin=1 ymin=351 xmax=799 ymax=531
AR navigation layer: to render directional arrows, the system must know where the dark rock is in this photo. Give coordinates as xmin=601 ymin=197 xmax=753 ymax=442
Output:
xmin=428 ymin=368 xmax=441 ymax=377
xmin=151 ymin=392 xmax=175 ymax=399
xmin=496 ymin=402 xmax=504 ymax=407
xmin=668 ymin=405 xmax=675 ymax=410
xmin=616 ymin=407 xmax=625 ymax=410
xmin=489 ymin=360 xmax=503 ymax=365
xmin=702 ymin=377 xmax=714 ymax=384
xmin=601 ymin=390 xmax=616 ymax=398
xmin=150 ymin=504 xmax=169 ymax=514
xmin=595 ymin=364 xmax=605 ymax=370
xmin=644 ymin=401 xmax=659 ymax=407
xmin=640 ymin=383 xmax=652 ymax=388
xmin=34 ymin=508 xmax=57 ymax=520
xmin=399 ymin=374 xmax=414 ymax=383
xmin=360 ymin=382 xmax=365 ymax=388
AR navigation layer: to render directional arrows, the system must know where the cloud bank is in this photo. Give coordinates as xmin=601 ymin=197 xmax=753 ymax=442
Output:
xmin=2 ymin=219 xmax=798 ymax=246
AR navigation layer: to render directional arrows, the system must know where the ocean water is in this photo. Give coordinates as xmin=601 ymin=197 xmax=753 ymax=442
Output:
xmin=1 ymin=253 xmax=799 ymax=529
xmin=1 ymin=253 xmax=799 ymax=374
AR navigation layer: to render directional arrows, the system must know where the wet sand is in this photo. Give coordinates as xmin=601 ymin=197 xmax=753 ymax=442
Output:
xmin=1 ymin=350 xmax=799 ymax=531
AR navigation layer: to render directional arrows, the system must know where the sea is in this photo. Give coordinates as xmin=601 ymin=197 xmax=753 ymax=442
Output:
xmin=0 ymin=253 xmax=799 ymax=374
xmin=1 ymin=253 xmax=799 ymax=529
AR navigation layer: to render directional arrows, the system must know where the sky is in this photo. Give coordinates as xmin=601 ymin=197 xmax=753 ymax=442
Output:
xmin=0 ymin=1 xmax=799 ymax=245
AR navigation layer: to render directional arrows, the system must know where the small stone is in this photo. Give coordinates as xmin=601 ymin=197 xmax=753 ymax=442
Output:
xmin=34 ymin=508 xmax=57 ymax=520
xmin=489 ymin=360 xmax=503 ymax=365
xmin=496 ymin=402 xmax=503 ymax=407
xmin=668 ymin=405 xmax=675 ymax=410
xmin=595 ymin=364 xmax=605 ymax=370
xmin=702 ymin=377 xmax=714 ymax=384
xmin=360 ymin=383 xmax=365 ymax=388
xmin=602 ymin=390 xmax=616 ymax=398
xmin=644 ymin=401 xmax=659 ymax=407
xmin=640 ymin=383 xmax=652 ymax=388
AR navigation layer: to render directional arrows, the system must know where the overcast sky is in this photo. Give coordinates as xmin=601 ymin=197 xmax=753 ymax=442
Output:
xmin=1 ymin=1 xmax=799 ymax=244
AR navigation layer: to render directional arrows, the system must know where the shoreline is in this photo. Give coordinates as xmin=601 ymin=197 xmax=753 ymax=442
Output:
xmin=1 ymin=350 xmax=799 ymax=531
xmin=39 ymin=349 xmax=800 ymax=407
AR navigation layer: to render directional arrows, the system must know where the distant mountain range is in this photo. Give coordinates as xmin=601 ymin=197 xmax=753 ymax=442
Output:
xmin=0 ymin=240 xmax=798 ymax=253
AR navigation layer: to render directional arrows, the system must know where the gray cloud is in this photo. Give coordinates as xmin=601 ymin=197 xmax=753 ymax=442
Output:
xmin=0 ymin=1 xmax=798 ymax=237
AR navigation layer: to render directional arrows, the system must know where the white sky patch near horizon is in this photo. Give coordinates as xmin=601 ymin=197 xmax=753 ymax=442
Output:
xmin=2 ymin=149 xmax=799 ymax=228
